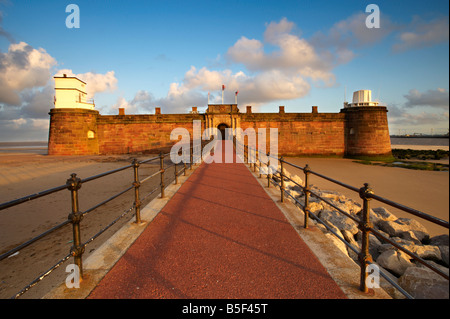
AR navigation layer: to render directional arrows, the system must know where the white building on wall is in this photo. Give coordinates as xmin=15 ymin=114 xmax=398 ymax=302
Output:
xmin=54 ymin=74 xmax=95 ymax=109
xmin=344 ymin=89 xmax=379 ymax=108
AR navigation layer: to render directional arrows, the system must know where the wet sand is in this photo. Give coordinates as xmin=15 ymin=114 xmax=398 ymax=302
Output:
xmin=0 ymin=152 xmax=176 ymax=299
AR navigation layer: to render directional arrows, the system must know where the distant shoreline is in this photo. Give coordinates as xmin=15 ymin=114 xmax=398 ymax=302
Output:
xmin=391 ymin=145 xmax=449 ymax=151
xmin=390 ymin=135 xmax=449 ymax=139
xmin=0 ymin=141 xmax=48 ymax=147
xmin=0 ymin=138 xmax=448 ymax=153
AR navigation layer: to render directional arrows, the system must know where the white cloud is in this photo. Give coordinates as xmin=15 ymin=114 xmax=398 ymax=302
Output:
xmin=404 ymin=88 xmax=449 ymax=109
xmin=226 ymin=37 xmax=264 ymax=71
xmin=310 ymin=12 xmax=395 ymax=66
xmin=387 ymin=90 xmax=449 ymax=134
xmin=0 ymin=42 xmax=56 ymax=105
xmin=0 ymin=40 xmax=119 ymax=143
xmin=264 ymin=17 xmax=296 ymax=44
xmin=111 ymin=91 xmax=154 ymax=115
xmin=10 ymin=117 xmax=27 ymax=128
xmin=393 ymin=16 xmax=449 ymax=52
xmin=390 ymin=110 xmax=449 ymax=126
xmin=227 ymin=19 xmax=334 ymax=83
xmin=54 ymin=69 xmax=118 ymax=98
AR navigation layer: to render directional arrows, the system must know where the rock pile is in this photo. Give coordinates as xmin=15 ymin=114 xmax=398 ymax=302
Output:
xmin=277 ymin=169 xmax=449 ymax=299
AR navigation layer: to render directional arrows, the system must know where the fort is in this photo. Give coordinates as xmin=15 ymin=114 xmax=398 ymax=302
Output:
xmin=48 ymin=74 xmax=392 ymax=158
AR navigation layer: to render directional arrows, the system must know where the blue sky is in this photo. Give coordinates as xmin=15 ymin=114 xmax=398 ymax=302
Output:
xmin=0 ymin=0 xmax=448 ymax=141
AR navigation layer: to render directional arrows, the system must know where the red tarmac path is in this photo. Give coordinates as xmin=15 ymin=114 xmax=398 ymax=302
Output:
xmin=88 ymin=141 xmax=347 ymax=299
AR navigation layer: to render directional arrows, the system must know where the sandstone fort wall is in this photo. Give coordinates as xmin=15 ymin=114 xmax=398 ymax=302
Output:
xmin=48 ymin=105 xmax=391 ymax=158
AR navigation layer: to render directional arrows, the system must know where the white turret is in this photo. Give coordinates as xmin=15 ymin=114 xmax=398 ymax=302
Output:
xmin=54 ymin=74 xmax=95 ymax=109
xmin=346 ymin=90 xmax=379 ymax=107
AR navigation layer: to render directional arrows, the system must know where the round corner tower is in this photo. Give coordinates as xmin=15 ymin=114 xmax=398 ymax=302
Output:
xmin=341 ymin=90 xmax=392 ymax=158
xmin=48 ymin=74 xmax=99 ymax=155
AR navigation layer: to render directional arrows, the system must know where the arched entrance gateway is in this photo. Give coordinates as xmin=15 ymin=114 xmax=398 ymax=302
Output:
xmin=217 ymin=123 xmax=229 ymax=140
xmin=205 ymin=104 xmax=240 ymax=140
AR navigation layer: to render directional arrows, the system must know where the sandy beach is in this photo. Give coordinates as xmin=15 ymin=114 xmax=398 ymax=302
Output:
xmin=0 ymin=145 xmax=448 ymax=299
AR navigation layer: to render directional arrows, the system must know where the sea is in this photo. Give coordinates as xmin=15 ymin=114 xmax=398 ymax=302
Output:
xmin=0 ymin=141 xmax=49 ymax=154
xmin=390 ymin=137 xmax=449 ymax=147
xmin=390 ymin=137 xmax=449 ymax=151
xmin=0 ymin=137 xmax=448 ymax=155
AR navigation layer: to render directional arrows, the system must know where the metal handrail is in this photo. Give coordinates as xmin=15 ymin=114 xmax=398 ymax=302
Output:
xmin=0 ymin=142 xmax=206 ymax=299
xmin=235 ymin=138 xmax=449 ymax=299
xmin=0 ymin=184 xmax=68 ymax=211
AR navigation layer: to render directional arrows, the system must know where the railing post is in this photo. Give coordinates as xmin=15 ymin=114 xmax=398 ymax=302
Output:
xmin=174 ymin=163 xmax=178 ymax=185
xmin=66 ymin=173 xmax=84 ymax=279
xmin=258 ymin=150 xmax=262 ymax=178
xmin=245 ymin=145 xmax=248 ymax=164
xmin=193 ymin=144 xmax=196 ymax=167
xmin=160 ymin=152 xmax=165 ymax=199
xmin=359 ymin=183 xmax=374 ymax=293
xmin=280 ymin=157 xmax=285 ymax=203
xmin=132 ymin=159 xmax=142 ymax=224
xmin=184 ymin=162 xmax=187 ymax=176
xmin=190 ymin=144 xmax=193 ymax=170
xmin=267 ymin=152 xmax=271 ymax=188
xmin=303 ymin=164 xmax=311 ymax=229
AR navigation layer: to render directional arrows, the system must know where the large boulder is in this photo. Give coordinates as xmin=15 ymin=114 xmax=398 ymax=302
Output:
xmin=398 ymin=230 xmax=422 ymax=244
xmin=308 ymin=202 xmax=323 ymax=214
xmin=341 ymin=230 xmax=359 ymax=261
xmin=319 ymin=209 xmax=359 ymax=235
xmin=378 ymin=218 xmax=429 ymax=242
xmin=341 ymin=200 xmax=361 ymax=215
xmin=356 ymin=207 xmax=396 ymax=229
xmin=371 ymin=207 xmax=397 ymax=227
xmin=410 ymin=245 xmax=442 ymax=262
xmin=398 ymin=264 xmax=449 ymax=299
xmin=317 ymin=190 xmax=341 ymax=202
xmin=429 ymin=234 xmax=449 ymax=246
xmin=325 ymin=232 xmax=349 ymax=257
xmin=376 ymin=250 xmax=414 ymax=277
xmin=290 ymin=175 xmax=303 ymax=187
xmin=439 ymin=245 xmax=449 ymax=267
xmin=378 ymin=238 xmax=443 ymax=263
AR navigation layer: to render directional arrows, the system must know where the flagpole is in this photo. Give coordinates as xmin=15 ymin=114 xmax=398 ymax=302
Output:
xmin=222 ymin=85 xmax=224 ymax=104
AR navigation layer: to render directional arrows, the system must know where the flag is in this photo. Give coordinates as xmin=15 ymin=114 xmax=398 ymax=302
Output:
xmin=222 ymin=84 xmax=225 ymax=91
xmin=235 ymin=90 xmax=239 ymax=95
